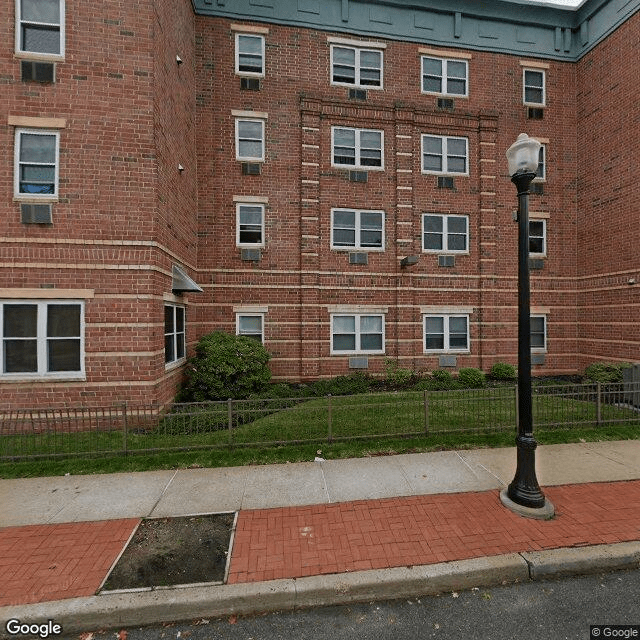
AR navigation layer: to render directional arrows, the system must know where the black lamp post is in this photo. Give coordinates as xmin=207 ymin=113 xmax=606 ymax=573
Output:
xmin=502 ymin=134 xmax=554 ymax=518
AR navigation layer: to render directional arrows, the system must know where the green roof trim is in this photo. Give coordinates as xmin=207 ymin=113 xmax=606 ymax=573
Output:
xmin=192 ymin=0 xmax=639 ymax=61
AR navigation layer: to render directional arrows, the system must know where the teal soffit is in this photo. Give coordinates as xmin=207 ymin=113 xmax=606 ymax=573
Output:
xmin=193 ymin=0 xmax=639 ymax=61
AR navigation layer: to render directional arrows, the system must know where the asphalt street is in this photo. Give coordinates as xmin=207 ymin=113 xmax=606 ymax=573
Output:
xmin=61 ymin=569 xmax=640 ymax=640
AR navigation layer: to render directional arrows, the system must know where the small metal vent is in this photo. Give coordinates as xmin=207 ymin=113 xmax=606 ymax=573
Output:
xmin=439 ymin=355 xmax=457 ymax=368
xmin=21 ymin=60 xmax=55 ymax=83
xmin=437 ymin=176 xmax=455 ymax=190
xmin=348 ymin=88 xmax=367 ymax=100
xmin=240 ymin=77 xmax=260 ymax=91
xmin=437 ymin=98 xmax=454 ymax=110
xmin=349 ymin=356 xmax=369 ymax=369
xmin=349 ymin=170 xmax=368 ymax=183
xmin=530 ymin=182 xmax=544 ymax=195
xmin=20 ymin=203 xmax=52 ymax=224
xmin=349 ymin=252 xmax=368 ymax=265
xmin=242 ymin=162 xmax=261 ymax=175
xmin=529 ymin=258 xmax=545 ymax=270
xmin=528 ymin=107 xmax=544 ymax=120
xmin=241 ymin=248 xmax=262 ymax=261
xmin=438 ymin=255 xmax=455 ymax=267
xmin=531 ymin=354 xmax=546 ymax=366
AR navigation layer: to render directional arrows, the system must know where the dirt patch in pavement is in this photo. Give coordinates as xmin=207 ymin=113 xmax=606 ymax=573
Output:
xmin=102 ymin=513 xmax=235 ymax=591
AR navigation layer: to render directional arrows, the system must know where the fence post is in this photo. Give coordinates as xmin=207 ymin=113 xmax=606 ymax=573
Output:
xmin=327 ymin=394 xmax=332 ymax=443
xmin=596 ymin=382 xmax=602 ymax=426
xmin=514 ymin=384 xmax=519 ymax=430
xmin=122 ymin=402 xmax=128 ymax=457
xmin=227 ymin=398 xmax=234 ymax=444
xmin=423 ymin=390 xmax=429 ymax=435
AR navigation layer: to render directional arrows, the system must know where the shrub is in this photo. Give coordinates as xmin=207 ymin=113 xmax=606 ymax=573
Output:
xmin=457 ymin=367 xmax=486 ymax=388
xmin=181 ymin=331 xmax=271 ymax=401
xmin=584 ymin=362 xmax=632 ymax=383
xmin=489 ymin=362 xmax=517 ymax=381
xmin=308 ymin=372 xmax=374 ymax=396
xmin=384 ymin=358 xmax=415 ymax=387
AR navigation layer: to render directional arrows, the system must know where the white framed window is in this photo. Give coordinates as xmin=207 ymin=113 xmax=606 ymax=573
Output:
xmin=331 ymin=209 xmax=384 ymax=251
xmin=14 ymin=129 xmax=59 ymax=200
xmin=331 ymin=314 xmax=385 ymax=355
xmin=529 ymin=219 xmax=546 ymax=256
xmin=423 ymin=315 xmax=469 ymax=353
xmin=164 ymin=304 xmax=185 ymax=366
xmin=523 ymin=69 xmax=545 ymax=106
xmin=331 ymin=127 xmax=384 ymax=169
xmin=531 ymin=315 xmax=547 ymax=352
xmin=1 ymin=300 xmax=84 ymax=378
xmin=421 ymin=135 xmax=468 ymax=175
xmin=331 ymin=45 xmax=383 ymax=88
xmin=235 ymin=119 xmax=265 ymax=162
xmin=16 ymin=0 xmax=65 ymax=59
xmin=235 ymin=33 xmax=264 ymax=77
xmin=236 ymin=313 xmax=264 ymax=343
xmin=236 ymin=203 xmax=265 ymax=247
xmin=422 ymin=214 xmax=468 ymax=253
xmin=534 ymin=145 xmax=546 ymax=181
xmin=421 ymin=56 xmax=468 ymax=97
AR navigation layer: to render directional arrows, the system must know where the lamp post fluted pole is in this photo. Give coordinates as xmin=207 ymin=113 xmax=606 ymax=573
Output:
xmin=502 ymin=133 xmax=554 ymax=519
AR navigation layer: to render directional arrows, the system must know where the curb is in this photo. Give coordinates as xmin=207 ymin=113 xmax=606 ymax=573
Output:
xmin=1 ymin=543 xmax=639 ymax=638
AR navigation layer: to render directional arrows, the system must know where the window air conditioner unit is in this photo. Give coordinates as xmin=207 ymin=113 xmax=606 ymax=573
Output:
xmin=21 ymin=60 xmax=55 ymax=83
xmin=438 ymin=255 xmax=455 ymax=267
xmin=348 ymin=88 xmax=367 ymax=100
xmin=349 ymin=252 xmax=368 ymax=265
xmin=241 ymin=248 xmax=262 ymax=261
xmin=437 ymin=98 xmax=454 ymax=110
xmin=240 ymin=77 xmax=261 ymax=91
xmin=349 ymin=170 xmax=368 ymax=183
xmin=21 ymin=203 xmax=52 ymax=224
xmin=242 ymin=162 xmax=261 ymax=175
xmin=437 ymin=176 xmax=455 ymax=190
xmin=528 ymin=107 xmax=544 ymax=120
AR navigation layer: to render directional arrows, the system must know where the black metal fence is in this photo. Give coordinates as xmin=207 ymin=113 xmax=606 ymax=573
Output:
xmin=1 ymin=382 xmax=638 ymax=461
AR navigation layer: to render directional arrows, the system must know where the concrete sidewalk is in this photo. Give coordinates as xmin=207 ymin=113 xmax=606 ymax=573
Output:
xmin=1 ymin=440 xmax=639 ymax=636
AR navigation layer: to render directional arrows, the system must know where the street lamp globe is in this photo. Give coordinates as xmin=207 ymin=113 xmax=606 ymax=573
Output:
xmin=506 ymin=133 xmax=541 ymax=177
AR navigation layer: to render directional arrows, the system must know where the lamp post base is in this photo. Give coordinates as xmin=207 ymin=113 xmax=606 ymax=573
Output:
xmin=500 ymin=489 xmax=555 ymax=520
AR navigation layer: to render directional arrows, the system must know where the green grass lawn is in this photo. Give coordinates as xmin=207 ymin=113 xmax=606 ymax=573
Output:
xmin=0 ymin=388 xmax=638 ymax=478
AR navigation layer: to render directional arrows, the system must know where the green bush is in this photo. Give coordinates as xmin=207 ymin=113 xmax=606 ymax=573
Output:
xmin=489 ymin=362 xmax=517 ymax=381
xmin=180 ymin=331 xmax=271 ymax=401
xmin=457 ymin=367 xmax=486 ymax=388
xmin=384 ymin=359 xmax=415 ymax=387
xmin=584 ymin=362 xmax=632 ymax=383
xmin=308 ymin=372 xmax=374 ymax=396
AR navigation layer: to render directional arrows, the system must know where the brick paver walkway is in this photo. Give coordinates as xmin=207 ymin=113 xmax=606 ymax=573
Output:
xmin=227 ymin=480 xmax=640 ymax=583
xmin=0 ymin=519 xmax=139 ymax=606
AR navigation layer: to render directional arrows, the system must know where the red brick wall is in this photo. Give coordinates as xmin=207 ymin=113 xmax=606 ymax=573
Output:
xmin=195 ymin=17 xmax=578 ymax=380
xmin=576 ymin=11 xmax=640 ymax=370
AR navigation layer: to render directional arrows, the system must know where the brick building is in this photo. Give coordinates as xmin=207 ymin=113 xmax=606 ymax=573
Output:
xmin=1 ymin=0 xmax=638 ymax=410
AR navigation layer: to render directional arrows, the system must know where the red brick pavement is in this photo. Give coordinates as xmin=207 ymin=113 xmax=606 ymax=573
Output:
xmin=227 ymin=480 xmax=640 ymax=584
xmin=0 ymin=519 xmax=139 ymax=606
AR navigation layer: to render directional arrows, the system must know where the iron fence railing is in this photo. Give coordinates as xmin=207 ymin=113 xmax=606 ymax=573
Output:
xmin=1 ymin=382 xmax=638 ymax=461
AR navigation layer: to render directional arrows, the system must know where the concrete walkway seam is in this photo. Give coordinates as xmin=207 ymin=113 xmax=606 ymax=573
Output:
xmin=3 ymin=544 xmax=639 ymax=638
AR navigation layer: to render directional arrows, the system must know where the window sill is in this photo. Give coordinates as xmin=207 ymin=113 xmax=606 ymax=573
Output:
xmin=421 ymin=171 xmax=469 ymax=177
xmin=15 ymin=51 xmax=65 ymax=63
xmin=165 ymin=359 xmax=186 ymax=372
xmin=14 ymin=195 xmax=58 ymax=203
xmin=0 ymin=375 xmax=85 ymax=383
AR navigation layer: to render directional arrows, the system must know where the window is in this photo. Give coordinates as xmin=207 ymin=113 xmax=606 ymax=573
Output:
xmin=236 ymin=33 xmax=264 ymax=76
xmin=424 ymin=315 xmax=469 ymax=352
xmin=331 ymin=209 xmax=384 ymax=250
xmin=331 ymin=45 xmax=382 ymax=88
xmin=523 ymin=69 xmax=545 ymax=106
xmin=422 ymin=214 xmax=468 ymax=253
xmin=531 ymin=316 xmax=547 ymax=351
xmin=331 ymin=314 xmax=384 ymax=354
xmin=332 ymin=127 xmax=383 ymax=169
xmin=164 ymin=304 xmax=185 ymax=365
xmin=534 ymin=145 xmax=546 ymax=181
xmin=16 ymin=0 xmax=64 ymax=57
xmin=14 ymin=129 xmax=59 ymax=199
xmin=237 ymin=314 xmax=264 ymax=342
xmin=236 ymin=203 xmax=265 ymax=246
xmin=421 ymin=135 xmax=468 ymax=175
xmin=529 ymin=219 xmax=546 ymax=256
xmin=236 ymin=119 xmax=265 ymax=162
xmin=1 ymin=300 xmax=83 ymax=377
xmin=421 ymin=56 xmax=468 ymax=96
